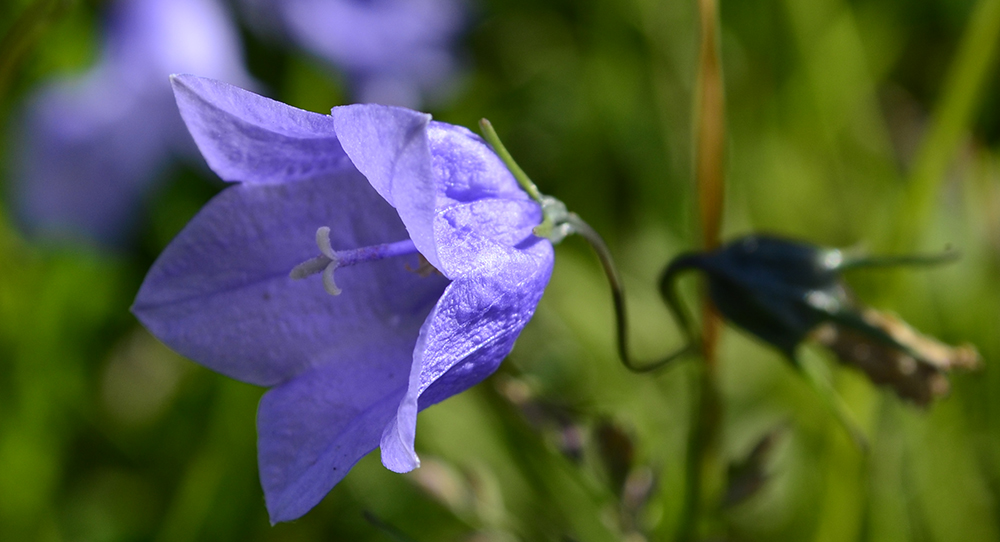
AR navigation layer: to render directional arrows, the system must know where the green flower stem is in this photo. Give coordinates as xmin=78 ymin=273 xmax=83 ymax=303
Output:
xmin=567 ymin=214 xmax=697 ymax=372
xmin=479 ymin=119 xmax=572 ymax=242
xmin=479 ymin=119 xmax=544 ymax=203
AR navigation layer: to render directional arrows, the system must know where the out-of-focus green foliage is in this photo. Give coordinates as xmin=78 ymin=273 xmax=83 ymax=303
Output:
xmin=0 ymin=0 xmax=998 ymax=540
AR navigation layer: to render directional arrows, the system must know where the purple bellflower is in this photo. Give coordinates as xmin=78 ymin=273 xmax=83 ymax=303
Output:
xmin=240 ymin=0 xmax=464 ymax=107
xmin=10 ymin=0 xmax=250 ymax=245
xmin=132 ymin=75 xmax=555 ymax=522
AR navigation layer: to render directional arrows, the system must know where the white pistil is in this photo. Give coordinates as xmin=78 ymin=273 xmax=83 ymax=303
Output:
xmin=290 ymin=226 xmax=422 ymax=296
xmin=314 ymin=227 xmax=343 ymax=295
xmin=289 ymin=227 xmax=343 ymax=296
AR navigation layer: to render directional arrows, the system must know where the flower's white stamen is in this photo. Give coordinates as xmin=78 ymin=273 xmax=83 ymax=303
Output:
xmin=289 ymin=256 xmax=332 ymax=279
xmin=322 ymin=261 xmax=342 ymax=295
xmin=315 ymin=226 xmax=336 ymax=259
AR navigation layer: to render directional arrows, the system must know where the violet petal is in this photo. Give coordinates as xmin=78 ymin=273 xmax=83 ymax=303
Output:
xmin=332 ymin=104 xmax=441 ymax=270
xmin=381 ymin=237 xmax=553 ymax=472
xmin=133 ymin=170 xmax=448 ymax=386
xmin=171 ymin=74 xmax=351 ymax=184
xmin=258 ymin=351 xmax=406 ymax=523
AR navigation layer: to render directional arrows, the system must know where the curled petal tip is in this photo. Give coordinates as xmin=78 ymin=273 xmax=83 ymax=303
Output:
xmin=380 ymin=409 xmax=420 ymax=473
xmin=382 ymin=450 xmax=421 ymax=474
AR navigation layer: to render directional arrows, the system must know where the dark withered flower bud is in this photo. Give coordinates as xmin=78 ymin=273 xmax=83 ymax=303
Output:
xmin=810 ymin=309 xmax=979 ymax=405
xmin=663 ymin=235 xmax=980 ymax=406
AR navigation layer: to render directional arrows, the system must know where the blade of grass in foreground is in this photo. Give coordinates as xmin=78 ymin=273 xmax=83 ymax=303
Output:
xmin=676 ymin=0 xmax=727 ymax=540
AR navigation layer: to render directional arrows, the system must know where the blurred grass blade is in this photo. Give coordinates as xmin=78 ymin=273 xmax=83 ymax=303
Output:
xmin=694 ymin=0 xmax=726 ymax=253
xmin=363 ymin=511 xmax=423 ymax=542
xmin=891 ymin=0 xmax=1000 ymax=250
xmin=694 ymin=0 xmax=725 ymax=365
xmin=677 ymin=1 xmax=727 ymax=540
xmin=0 ymin=0 xmax=74 ymax=102
xmin=153 ymin=380 xmax=258 ymax=542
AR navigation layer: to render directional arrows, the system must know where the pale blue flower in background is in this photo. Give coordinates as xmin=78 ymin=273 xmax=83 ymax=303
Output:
xmin=240 ymin=0 xmax=465 ymax=107
xmin=9 ymin=0 xmax=251 ymax=245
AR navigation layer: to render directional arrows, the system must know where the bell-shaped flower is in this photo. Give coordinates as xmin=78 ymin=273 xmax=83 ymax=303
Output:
xmin=664 ymin=235 xmax=979 ymax=405
xmin=9 ymin=0 xmax=251 ymax=245
xmin=132 ymin=75 xmax=554 ymax=522
xmin=239 ymin=0 xmax=464 ymax=107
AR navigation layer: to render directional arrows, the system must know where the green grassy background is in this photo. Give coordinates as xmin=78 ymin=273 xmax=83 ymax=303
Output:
xmin=0 ymin=0 xmax=998 ymax=540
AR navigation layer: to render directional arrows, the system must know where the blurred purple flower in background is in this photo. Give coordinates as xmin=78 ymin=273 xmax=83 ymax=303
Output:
xmin=241 ymin=0 xmax=465 ymax=107
xmin=9 ymin=0 xmax=251 ymax=245
xmin=132 ymin=75 xmax=553 ymax=522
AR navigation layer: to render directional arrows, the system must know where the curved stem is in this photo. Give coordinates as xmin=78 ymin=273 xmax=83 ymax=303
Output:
xmin=478 ymin=118 xmax=702 ymax=372
xmin=566 ymin=214 xmax=700 ymax=373
xmin=658 ymin=253 xmax=703 ymax=351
